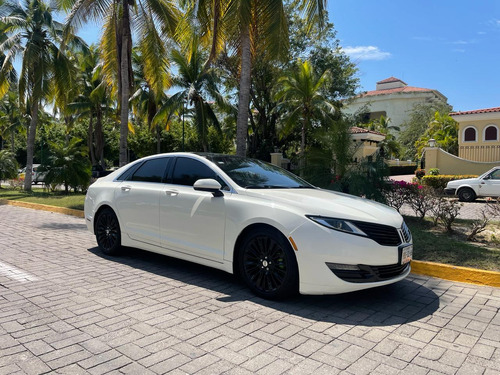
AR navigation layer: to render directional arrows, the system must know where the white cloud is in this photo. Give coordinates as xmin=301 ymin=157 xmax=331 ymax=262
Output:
xmin=342 ymin=46 xmax=391 ymax=61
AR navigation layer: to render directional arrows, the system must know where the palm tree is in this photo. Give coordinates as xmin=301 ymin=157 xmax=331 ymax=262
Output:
xmin=0 ymin=0 xmax=75 ymax=191
xmin=62 ymin=0 xmax=179 ymax=166
xmin=68 ymin=45 xmax=114 ymax=168
xmin=275 ymin=59 xmax=335 ymax=159
xmin=0 ymin=149 xmax=18 ymax=184
xmin=182 ymin=0 xmax=326 ymax=157
xmin=154 ymin=40 xmax=231 ymax=152
xmin=0 ymin=90 xmax=24 ymax=153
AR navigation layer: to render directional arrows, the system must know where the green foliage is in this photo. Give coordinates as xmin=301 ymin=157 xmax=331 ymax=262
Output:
xmin=0 ymin=150 xmax=18 ymax=182
xmin=399 ymin=102 xmax=452 ymax=160
xmin=429 ymin=168 xmax=440 ymax=176
xmin=421 ymin=175 xmax=478 ymax=190
xmin=341 ymin=154 xmax=389 ymax=202
xmin=415 ymin=169 xmax=425 ymax=179
xmin=42 ymin=138 xmax=91 ymax=193
xmin=415 ymin=111 xmax=458 ymax=157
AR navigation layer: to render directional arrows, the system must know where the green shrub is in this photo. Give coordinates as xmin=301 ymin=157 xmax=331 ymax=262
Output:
xmin=421 ymin=175 xmax=478 ymax=190
xmin=429 ymin=168 xmax=440 ymax=175
xmin=415 ymin=169 xmax=425 ymax=179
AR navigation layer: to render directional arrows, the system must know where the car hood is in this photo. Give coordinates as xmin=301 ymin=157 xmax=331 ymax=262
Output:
xmin=447 ymin=178 xmax=478 ymax=187
xmin=243 ymin=188 xmax=403 ymax=227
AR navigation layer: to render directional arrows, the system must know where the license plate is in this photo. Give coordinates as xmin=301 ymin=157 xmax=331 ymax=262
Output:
xmin=401 ymin=245 xmax=413 ymax=265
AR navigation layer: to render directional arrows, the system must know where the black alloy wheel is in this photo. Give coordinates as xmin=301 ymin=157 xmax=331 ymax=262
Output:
xmin=239 ymin=228 xmax=298 ymax=299
xmin=458 ymin=187 xmax=476 ymax=202
xmin=95 ymin=208 xmax=121 ymax=255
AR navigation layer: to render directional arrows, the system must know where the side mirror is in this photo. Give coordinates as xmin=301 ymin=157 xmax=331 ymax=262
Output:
xmin=483 ymin=175 xmax=491 ymax=180
xmin=193 ymin=179 xmax=224 ymax=197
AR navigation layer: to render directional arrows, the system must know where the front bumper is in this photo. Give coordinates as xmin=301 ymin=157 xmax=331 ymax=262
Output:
xmin=444 ymin=188 xmax=456 ymax=196
xmin=290 ymin=220 xmax=412 ymax=295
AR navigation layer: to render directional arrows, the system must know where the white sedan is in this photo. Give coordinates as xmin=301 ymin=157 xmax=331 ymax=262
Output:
xmin=445 ymin=166 xmax=500 ymax=202
xmin=84 ymin=153 xmax=412 ymax=299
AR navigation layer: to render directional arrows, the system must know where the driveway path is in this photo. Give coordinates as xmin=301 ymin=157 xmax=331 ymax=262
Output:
xmin=0 ymin=205 xmax=499 ymax=374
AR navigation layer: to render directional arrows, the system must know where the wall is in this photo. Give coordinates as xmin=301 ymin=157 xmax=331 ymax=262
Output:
xmin=458 ymin=118 xmax=500 ymax=162
xmin=424 ymin=147 xmax=499 ymax=175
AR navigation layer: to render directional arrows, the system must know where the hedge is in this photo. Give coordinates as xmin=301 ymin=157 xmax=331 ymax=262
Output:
xmin=421 ymin=175 xmax=478 ymax=190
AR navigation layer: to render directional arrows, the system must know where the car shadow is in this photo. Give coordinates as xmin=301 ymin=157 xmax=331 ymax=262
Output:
xmin=88 ymin=246 xmax=440 ymax=327
xmin=39 ymin=222 xmax=88 ymax=231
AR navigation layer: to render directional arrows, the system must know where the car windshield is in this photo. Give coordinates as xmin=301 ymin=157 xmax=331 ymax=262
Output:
xmin=205 ymin=155 xmax=313 ymax=189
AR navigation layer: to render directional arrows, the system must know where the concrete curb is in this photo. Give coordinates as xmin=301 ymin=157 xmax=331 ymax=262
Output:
xmin=1 ymin=199 xmax=499 ymax=288
xmin=411 ymin=260 xmax=500 ymax=288
xmin=0 ymin=199 xmax=84 ymax=218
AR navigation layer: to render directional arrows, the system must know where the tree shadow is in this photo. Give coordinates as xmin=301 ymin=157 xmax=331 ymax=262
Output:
xmin=88 ymin=246 xmax=440 ymax=327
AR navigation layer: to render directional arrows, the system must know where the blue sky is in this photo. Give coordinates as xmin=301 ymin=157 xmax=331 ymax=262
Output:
xmin=328 ymin=0 xmax=500 ymax=111
xmin=75 ymin=1 xmax=499 ymax=112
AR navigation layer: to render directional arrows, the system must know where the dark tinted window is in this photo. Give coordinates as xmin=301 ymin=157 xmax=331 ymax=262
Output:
xmin=129 ymin=158 xmax=168 ymax=183
xmin=205 ymin=155 xmax=312 ymax=189
xmin=485 ymin=126 xmax=498 ymax=141
xmin=172 ymin=158 xmax=217 ymax=186
xmin=464 ymin=127 xmax=476 ymax=142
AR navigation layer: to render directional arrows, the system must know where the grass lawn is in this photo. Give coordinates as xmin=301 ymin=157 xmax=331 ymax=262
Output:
xmin=406 ymin=216 xmax=500 ymax=272
xmin=0 ymin=187 xmax=85 ymax=210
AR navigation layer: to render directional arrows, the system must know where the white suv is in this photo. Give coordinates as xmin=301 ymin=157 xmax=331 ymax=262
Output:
xmin=445 ymin=166 xmax=500 ymax=202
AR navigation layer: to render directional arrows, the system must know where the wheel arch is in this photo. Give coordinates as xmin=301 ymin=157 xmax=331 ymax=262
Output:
xmin=93 ymin=204 xmax=119 ymax=233
xmin=232 ymin=223 xmax=297 ymax=277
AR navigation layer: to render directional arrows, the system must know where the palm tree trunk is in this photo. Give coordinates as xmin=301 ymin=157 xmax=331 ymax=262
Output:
xmin=96 ymin=110 xmax=104 ymax=168
xmin=119 ymin=0 xmax=132 ymax=167
xmin=235 ymin=25 xmax=251 ymax=157
xmin=10 ymin=132 xmax=15 ymax=154
xmin=88 ymin=115 xmax=96 ymax=166
xmin=157 ymin=126 xmax=161 ymax=154
xmin=24 ymin=101 xmax=39 ymax=191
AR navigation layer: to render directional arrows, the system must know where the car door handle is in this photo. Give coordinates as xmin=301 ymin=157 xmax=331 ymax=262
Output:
xmin=165 ymin=190 xmax=179 ymax=196
xmin=121 ymin=186 xmax=131 ymax=192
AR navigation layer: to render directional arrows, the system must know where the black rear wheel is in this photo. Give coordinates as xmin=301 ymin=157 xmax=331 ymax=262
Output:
xmin=239 ymin=228 xmax=298 ymax=299
xmin=95 ymin=208 xmax=121 ymax=255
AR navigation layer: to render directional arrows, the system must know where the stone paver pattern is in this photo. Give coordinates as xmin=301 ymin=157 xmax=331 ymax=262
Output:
xmin=0 ymin=204 xmax=499 ymax=375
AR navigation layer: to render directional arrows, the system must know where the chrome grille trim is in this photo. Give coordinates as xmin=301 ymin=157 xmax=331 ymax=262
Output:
xmin=398 ymin=221 xmax=412 ymax=244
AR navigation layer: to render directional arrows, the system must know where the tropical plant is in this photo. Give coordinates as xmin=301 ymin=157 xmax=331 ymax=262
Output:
xmin=0 ymin=0 xmax=75 ymax=190
xmin=182 ymin=0 xmax=326 ymax=157
xmin=415 ymin=111 xmax=459 ymax=157
xmin=62 ymin=0 xmax=179 ymax=166
xmin=0 ymin=149 xmax=18 ymax=183
xmin=154 ymin=41 xmax=231 ymax=152
xmin=68 ymin=45 xmax=114 ymax=168
xmin=0 ymin=90 xmax=24 ymax=153
xmin=42 ymin=137 xmax=91 ymax=193
xmin=365 ymin=116 xmax=401 ymax=159
xmin=275 ymin=59 xmax=335 ymax=164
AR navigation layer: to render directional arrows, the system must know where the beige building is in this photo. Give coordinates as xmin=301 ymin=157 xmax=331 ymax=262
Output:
xmin=450 ymin=107 xmax=500 ymax=162
xmin=349 ymin=126 xmax=385 ymax=162
xmin=343 ymin=77 xmax=449 ymax=130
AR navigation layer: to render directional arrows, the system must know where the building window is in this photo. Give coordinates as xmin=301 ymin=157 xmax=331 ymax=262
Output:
xmin=484 ymin=125 xmax=498 ymax=141
xmin=463 ymin=126 xmax=477 ymax=142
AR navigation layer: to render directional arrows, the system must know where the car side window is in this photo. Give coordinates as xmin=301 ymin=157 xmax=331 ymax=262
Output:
xmin=171 ymin=158 xmax=218 ymax=186
xmin=489 ymin=170 xmax=500 ymax=180
xmin=128 ymin=158 xmax=169 ymax=183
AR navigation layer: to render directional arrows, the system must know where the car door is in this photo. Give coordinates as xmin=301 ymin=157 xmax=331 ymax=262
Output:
xmin=114 ymin=157 xmax=171 ymax=246
xmin=480 ymin=169 xmax=500 ymax=197
xmin=160 ymin=157 xmax=227 ymax=262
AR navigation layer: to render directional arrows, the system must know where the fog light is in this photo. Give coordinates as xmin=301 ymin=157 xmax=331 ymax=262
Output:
xmin=326 ymin=263 xmax=360 ymax=271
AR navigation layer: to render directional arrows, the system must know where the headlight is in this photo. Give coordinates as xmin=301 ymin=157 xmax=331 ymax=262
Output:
xmin=306 ymin=215 xmax=367 ymax=237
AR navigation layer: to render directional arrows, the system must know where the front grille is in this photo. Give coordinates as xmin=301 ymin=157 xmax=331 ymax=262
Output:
xmin=399 ymin=221 xmax=412 ymax=243
xmin=353 ymin=221 xmax=401 ymax=246
xmin=327 ymin=263 xmax=410 ymax=283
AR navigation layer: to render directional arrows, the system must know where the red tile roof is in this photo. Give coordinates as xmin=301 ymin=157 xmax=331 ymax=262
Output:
xmin=377 ymin=77 xmax=407 ymax=85
xmin=450 ymin=107 xmax=500 ymax=116
xmin=359 ymin=86 xmax=435 ymax=97
xmin=350 ymin=126 xmax=385 ymax=136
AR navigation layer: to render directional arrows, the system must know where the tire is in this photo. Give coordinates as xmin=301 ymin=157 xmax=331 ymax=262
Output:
xmin=458 ymin=188 xmax=476 ymax=202
xmin=238 ymin=228 xmax=299 ymax=300
xmin=95 ymin=208 xmax=121 ymax=255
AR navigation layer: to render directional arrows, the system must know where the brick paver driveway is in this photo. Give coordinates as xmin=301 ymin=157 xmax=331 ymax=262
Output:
xmin=0 ymin=205 xmax=499 ymax=375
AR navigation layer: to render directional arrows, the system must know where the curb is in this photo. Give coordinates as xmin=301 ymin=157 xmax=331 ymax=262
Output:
xmin=1 ymin=199 xmax=499 ymax=288
xmin=0 ymin=199 xmax=84 ymax=218
xmin=411 ymin=260 xmax=500 ymax=288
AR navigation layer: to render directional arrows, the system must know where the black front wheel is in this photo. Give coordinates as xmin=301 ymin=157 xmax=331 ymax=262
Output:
xmin=95 ymin=208 xmax=121 ymax=255
xmin=238 ymin=228 xmax=298 ymax=299
xmin=458 ymin=188 xmax=476 ymax=202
